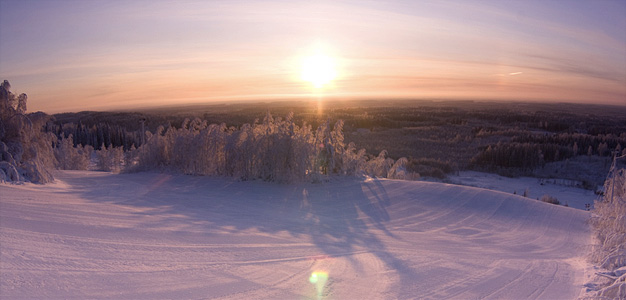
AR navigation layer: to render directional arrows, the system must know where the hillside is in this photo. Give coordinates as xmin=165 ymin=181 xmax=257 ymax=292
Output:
xmin=1 ymin=171 xmax=591 ymax=299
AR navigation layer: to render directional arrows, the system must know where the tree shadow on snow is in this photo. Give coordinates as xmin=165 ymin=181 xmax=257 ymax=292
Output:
xmin=61 ymin=171 xmax=419 ymax=292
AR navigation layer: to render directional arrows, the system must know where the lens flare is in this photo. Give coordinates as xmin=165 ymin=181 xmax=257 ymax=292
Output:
xmin=309 ymin=271 xmax=329 ymax=299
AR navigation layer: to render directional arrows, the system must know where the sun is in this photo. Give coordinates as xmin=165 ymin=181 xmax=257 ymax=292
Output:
xmin=301 ymin=54 xmax=337 ymax=88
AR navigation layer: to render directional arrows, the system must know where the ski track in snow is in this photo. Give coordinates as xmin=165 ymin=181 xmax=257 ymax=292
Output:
xmin=1 ymin=171 xmax=591 ymax=299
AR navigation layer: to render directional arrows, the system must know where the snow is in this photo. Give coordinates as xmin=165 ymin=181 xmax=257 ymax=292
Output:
xmin=449 ymin=171 xmax=598 ymax=211
xmin=1 ymin=171 xmax=592 ymax=299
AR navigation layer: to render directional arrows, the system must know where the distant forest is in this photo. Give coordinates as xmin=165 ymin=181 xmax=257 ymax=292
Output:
xmin=48 ymin=100 xmax=626 ymax=185
xmin=4 ymin=78 xmax=624 ymax=186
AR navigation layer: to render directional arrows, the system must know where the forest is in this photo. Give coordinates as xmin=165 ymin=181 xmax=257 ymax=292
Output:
xmin=2 ymin=79 xmax=625 ymax=187
xmin=48 ymin=99 xmax=626 ymax=185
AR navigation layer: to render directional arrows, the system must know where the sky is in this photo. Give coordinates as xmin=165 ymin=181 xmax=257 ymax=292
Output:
xmin=1 ymin=0 xmax=625 ymax=113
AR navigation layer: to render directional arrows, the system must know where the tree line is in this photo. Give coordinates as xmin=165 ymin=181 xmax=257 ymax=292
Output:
xmin=1 ymin=80 xmax=412 ymax=183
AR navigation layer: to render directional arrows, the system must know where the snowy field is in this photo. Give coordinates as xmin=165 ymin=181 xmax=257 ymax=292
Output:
xmin=1 ymin=171 xmax=592 ymax=299
xmin=449 ymin=171 xmax=598 ymax=211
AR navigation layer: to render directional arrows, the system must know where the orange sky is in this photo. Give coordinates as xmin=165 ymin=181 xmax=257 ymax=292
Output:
xmin=1 ymin=0 xmax=625 ymax=113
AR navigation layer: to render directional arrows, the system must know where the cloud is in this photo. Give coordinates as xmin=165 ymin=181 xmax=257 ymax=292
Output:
xmin=524 ymin=54 xmax=626 ymax=83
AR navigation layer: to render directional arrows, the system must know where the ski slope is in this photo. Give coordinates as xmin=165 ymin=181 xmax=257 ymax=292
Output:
xmin=1 ymin=171 xmax=591 ymax=299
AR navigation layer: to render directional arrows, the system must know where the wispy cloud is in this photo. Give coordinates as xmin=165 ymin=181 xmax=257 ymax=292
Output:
xmin=524 ymin=54 xmax=626 ymax=83
xmin=1 ymin=0 xmax=625 ymax=112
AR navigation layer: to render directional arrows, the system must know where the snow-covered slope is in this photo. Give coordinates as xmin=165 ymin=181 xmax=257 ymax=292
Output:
xmin=1 ymin=171 xmax=591 ymax=299
xmin=449 ymin=171 xmax=598 ymax=211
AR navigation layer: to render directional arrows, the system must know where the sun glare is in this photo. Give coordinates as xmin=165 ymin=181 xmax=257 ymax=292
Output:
xmin=301 ymin=54 xmax=336 ymax=88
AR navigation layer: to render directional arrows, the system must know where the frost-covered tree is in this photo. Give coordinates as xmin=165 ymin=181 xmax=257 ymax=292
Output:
xmin=96 ymin=143 xmax=124 ymax=172
xmin=591 ymin=163 xmax=626 ymax=270
xmin=128 ymin=112 xmax=406 ymax=183
xmin=124 ymin=144 xmax=138 ymax=168
xmin=364 ymin=150 xmax=395 ymax=178
xmin=55 ymin=134 xmax=92 ymax=170
xmin=387 ymin=157 xmax=408 ymax=179
xmin=0 ymin=80 xmax=56 ymax=183
xmin=16 ymin=93 xmax=27 ymax=114
xmin=590 ymin=159 xmax=626 ymax=298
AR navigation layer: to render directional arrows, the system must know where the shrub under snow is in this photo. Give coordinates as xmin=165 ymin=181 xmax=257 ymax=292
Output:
xmin=540 ymin=194 xmax=560 ymax=205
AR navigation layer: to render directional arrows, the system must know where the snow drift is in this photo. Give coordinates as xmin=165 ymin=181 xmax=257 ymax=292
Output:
xmin=1 ymin=171 xmax=591 ymax=299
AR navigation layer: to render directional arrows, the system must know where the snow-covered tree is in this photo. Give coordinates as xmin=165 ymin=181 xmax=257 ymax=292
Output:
xmin=364 ymin=150 xmax=395 ymax=178
xmin=96 ymin=143 xmax=124 ymax=172
xmin=590 ymin=159 xmax=626 ymax=299
xmin=0 ymin=80 xmax=56 ymax=183
xmin=591 ymin=163 xmax=626 ymax=270
xmin=55 ymin=134 xmax=92 ymax=170
xmin=128 ymin=112 xmax=404 ymax=183
xmin=387 ymin=157 xmax=408 ymax=179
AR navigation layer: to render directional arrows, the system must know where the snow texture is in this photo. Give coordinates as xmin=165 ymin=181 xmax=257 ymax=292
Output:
xmin=1 ymin=171 xmax=591 ymax=299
